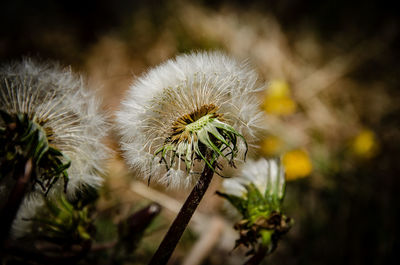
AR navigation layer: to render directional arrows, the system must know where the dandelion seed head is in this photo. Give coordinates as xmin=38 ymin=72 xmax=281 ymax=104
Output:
xmin=222 ymin=158 xmax=285 ymax=200
xmin=117 ymin=51 xmax=265 ymax=188
xmin=0 ymin=58 xmax=109 ymax=237
xmin=11 ymin=194 xmax=45 ymax=239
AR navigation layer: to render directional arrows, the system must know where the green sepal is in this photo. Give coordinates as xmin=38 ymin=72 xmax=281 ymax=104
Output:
xmin=0 ymin=112 xmax=71 ymax=194
xmin=260 ymin=229 xmax=273 ymax=247
xmin=197 ymin=128 xmax=227 ymax=162
xmin=216 ymin=191 xmax=248 ymax=216
xmin=29 ymin=195 xmax=95 ymax=246
xmin=245 ymin=184 xmax=274 ymax=223
xmin=194 ymin=142 xmax=216 ymax=172
xmin=153 ymin=117 xmax=248 ymax=179
xmin=213 ymin=120 xmax=248 ymax=158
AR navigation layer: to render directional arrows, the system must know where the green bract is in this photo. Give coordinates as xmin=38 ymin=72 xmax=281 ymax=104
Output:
xmin=218 ymin=158 xmax=292 ymax=253
xmin=0 ymin=110 xmax=70 ymax=194
xmin=155 ymin=116 xmax=247 ymax=176
xmin=30 ymin=195 xmax=94 ymax=245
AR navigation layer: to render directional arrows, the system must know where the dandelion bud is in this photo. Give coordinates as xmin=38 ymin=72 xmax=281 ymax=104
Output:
xmin=218 ymin=158 xmax=292 ymax=254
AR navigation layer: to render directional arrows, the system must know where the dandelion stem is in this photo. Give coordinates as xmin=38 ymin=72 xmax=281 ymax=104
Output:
xmin=149 ymin=164 xmax=215 ymax=265
xmin=244 ymin=245 xmax=269 ymax=265
xmin=0 ymin=159 xmax=33 ymax=246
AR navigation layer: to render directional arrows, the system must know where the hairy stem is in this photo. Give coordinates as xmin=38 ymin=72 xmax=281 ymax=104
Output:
xmin=0 ymin=159 xmax=33 ymax=246
xmin=148 ymin=165 xmax=215 ymax=265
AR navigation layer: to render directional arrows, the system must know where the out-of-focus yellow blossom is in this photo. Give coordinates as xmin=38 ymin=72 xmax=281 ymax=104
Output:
xmin=283 ymin=149 xmax=312 ymax=181
xmin=352 ymin=129 xmax=379 ymax=159
xmin=262 ymin=80 xmax=297 ymax=115
xmin=260 ymin=135 xmax=285 ymax=156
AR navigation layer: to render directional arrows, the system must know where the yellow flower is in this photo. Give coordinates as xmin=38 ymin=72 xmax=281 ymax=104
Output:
xmin=283 ymin=149 xmax=312 ymax=181
xmin=352 ymin=129 xmax=378 ymax=159
xmin=260 ymin=135 xmax=284 ymax=156
xmin=262 ymin=80 xmax=296 ymax=115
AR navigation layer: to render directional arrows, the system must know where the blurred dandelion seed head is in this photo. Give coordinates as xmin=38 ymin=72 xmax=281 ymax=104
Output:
xmin=0 ymin=59 xmax=109 ymax=194
xmin=222 ymin=158 xmax=285 ymax=201
xmin=117 ymin=51 xmax=265 ymax=189
xmin=0 ymin=59 xmax=109 ymax=237
xmin=11 ymin=194 xmax=45 ymax=238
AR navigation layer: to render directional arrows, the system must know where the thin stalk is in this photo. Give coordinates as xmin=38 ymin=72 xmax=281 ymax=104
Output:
xmin=244 ymin=245 xmax=269 ymax=265
xmin=0 ymin=159 xmax=33 ymax=246
xmin=148 ymin=165 xmax=215 ymax=265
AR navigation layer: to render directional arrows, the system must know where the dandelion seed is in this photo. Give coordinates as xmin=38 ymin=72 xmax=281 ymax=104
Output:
xmin=117 ymin=51 xmax=265 ymax=188
xmin=0 ymin=58 xmax=109 ymax=237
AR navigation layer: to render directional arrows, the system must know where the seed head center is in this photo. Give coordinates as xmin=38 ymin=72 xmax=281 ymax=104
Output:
xmin=185 ymin=114 xmax=213 ymax=132
xmin=170 ymin=104 xmax=222 ymax=143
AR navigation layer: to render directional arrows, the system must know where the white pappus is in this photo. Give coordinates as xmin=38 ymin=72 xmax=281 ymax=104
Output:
xmin=116 ymin=51 xmax=266 ymax=189
xmin=221 ymin=158 xmax=285 ymax=200
xmin=0 ymin=58 xmax=109 ymax=237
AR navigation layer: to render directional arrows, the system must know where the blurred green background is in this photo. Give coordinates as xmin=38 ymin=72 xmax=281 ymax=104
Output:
xmin=1 ymin=1 xmax=399 ymax=264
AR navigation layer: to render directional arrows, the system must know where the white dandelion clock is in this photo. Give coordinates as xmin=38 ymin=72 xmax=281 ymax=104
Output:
xmin=0 ymin=58 xmax=109 ymax=237
xmin=117 ymin=51 xmax=265 ymax=188
xmin=10 ymin=194 xmax=45 ymax=238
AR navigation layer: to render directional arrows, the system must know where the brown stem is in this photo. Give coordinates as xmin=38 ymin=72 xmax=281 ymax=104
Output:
xmin=148 ymin=165 xmax=215 ymax=265
xmin=244 ymin=245 xmax=269 ymax=265
xmin=0 ymin=159 xmax=33 ymax=246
